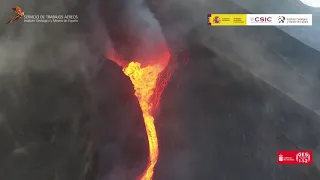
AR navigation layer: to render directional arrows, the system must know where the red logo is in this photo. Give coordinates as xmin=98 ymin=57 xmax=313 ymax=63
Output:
xmin=214 ymin=16 xmax=220 ymax=23
xmin=253 ymin=17 xmax=272 ymax=22
xmin=277 ymin=150 xmax=312 ymax=164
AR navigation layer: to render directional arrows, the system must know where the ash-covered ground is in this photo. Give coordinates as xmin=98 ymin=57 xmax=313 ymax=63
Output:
xmin=0 ymin=0 xmax=320 ymax=180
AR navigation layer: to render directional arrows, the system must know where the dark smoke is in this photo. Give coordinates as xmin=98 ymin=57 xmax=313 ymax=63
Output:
xmin=101 ymin=0 xmax=168 ymax=66
xmin=0 ymin=0 xmax=149 ymax=179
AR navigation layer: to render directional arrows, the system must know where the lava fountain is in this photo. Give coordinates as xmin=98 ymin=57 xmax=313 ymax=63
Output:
xmin=108 ymin=47 xmax=171 ymax=180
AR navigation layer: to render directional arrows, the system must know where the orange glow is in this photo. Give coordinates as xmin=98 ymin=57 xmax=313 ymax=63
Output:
xmin=124 ymin=62 xmax=161 ymax=180
xmin=108 ymin=48 xmax=170 ymax=180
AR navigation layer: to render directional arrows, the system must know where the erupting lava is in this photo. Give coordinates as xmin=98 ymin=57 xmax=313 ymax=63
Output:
xmin=108 ymin=48 xmax=170 ymax=180
xmin=124 ymin=62 xmax=161 ymax=180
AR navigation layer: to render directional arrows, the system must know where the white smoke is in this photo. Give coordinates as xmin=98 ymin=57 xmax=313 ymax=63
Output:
xmin=103 ymin=0 xmax=169 ymax=66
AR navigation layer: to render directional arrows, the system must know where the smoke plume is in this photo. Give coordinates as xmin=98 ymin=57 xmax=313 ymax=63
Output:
xmin=102 ymin=0 xmax=168 ymax=67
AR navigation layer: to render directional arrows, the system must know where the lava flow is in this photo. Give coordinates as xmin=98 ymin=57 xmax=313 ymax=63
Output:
xmin=108 ymin=49 xmax=170 ymax=180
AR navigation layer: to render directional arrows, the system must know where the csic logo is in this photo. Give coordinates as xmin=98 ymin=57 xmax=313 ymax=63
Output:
xmin=251 ymin=16 xmax=272 ymax=22
xmin=278 ymin=16 xmax=285 ymax=23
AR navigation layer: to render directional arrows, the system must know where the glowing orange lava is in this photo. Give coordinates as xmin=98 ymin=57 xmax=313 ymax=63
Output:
xmin=123 ymin=62 xmax=161 ymax=180
xmin=108 ymin=48 xmax=170 ymax=180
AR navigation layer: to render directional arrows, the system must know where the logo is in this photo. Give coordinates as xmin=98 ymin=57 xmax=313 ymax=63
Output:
xmin=246 ymin=14 xmax=312 ymax=26
xmin=278 ymin=154 xmax=284 ymax=162
xmin=207 ymin=14 xmax=247 ymax=26
xmin=213 ymin=16 xmax=220 ymax=23
xmin=6 ymin=6 xmax=24 ymax=24
xmin=277 ymin=150 xmax=312 ymax=164
xmin=278 ymin=16 xmax=285 ymax=23
xmin=251 ymin=16 xmax=272 ymax=22
xmin=296 ymin=152 xmax=311 ymax=163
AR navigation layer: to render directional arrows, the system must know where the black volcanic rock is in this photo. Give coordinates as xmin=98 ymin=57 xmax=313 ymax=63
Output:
xmin=90 ymin=59 xmax=148 ymax=180
xmin=0 ymin=70 xmax=93 ymax=180
xmin=144 ymin=1 xmax=320 ymax=179
xmin=146 ymin=0 xmax=320 ymax=112
xmin=153 ymin=43 xmax=320 ymax=180
xmin=0 ymin=58 xmax=148 ymax=180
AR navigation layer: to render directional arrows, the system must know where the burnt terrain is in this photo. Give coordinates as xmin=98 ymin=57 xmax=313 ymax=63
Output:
xmin=146 ymin=0 xmax=320 ymax=179
xmin=0 ymin=59 xmax=148 ymax=180
xmin=154 ymin=41 xmax=320 ymax=180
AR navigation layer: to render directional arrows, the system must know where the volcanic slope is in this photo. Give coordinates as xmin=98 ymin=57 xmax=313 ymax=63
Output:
xmin=0 ymin=59 xmax=148 ymax=180
xmin=153 ymin=42 xmax=320 ymax=180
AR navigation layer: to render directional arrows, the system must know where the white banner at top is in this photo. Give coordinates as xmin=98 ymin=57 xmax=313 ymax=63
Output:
xmin=246 ymin=14 xmax=312 ymax=26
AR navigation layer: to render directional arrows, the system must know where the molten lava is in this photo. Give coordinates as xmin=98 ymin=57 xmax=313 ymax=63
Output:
xmin=124 ymin=62 xmax=161 ymax=180
xmin=108 ymin=49 xmax=170 ymax=180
